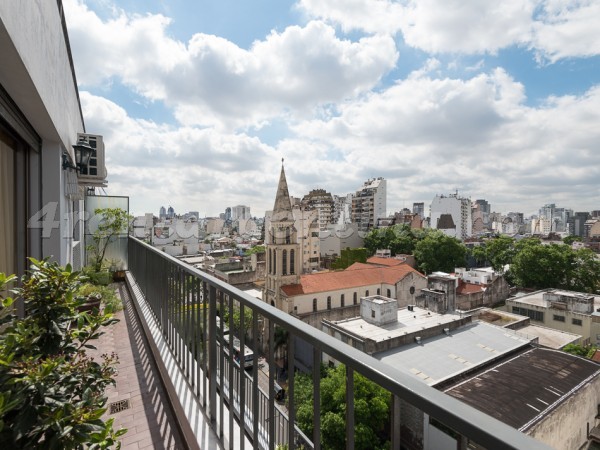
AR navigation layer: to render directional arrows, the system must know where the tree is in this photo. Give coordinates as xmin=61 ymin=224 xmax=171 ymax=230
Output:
xmin=482 ymin=235 xmax=516 ymax=273
xmin=413 ymin=231 xmax=467 ymax=274
xmin=508 ymin=240 xmax=600 ymax=293
xmin=363 ymin=224 xmax=417 ymax=256
xmin=295 ymin=364 xmax=390 ymax=450
xmin=563 ymin=235 xmax=583 ymax=245
xmin=87 ymin=207 xmax=133 ymax=272
xmin=244 ymin=245 xmax=265 ymax=256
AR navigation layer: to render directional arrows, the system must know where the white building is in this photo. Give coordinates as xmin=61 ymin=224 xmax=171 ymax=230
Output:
xmin=351 ymin=177 xmax=387 ymax=232
xmin=430 ymin=193 xmax=472 ymax=240
xmin=530 ymin=217 xmax=552 ymax=235
xmin=231 ymin=205 xmax=251 ymax=221
xmin=0 ymin=2 xmax=105 ymax=277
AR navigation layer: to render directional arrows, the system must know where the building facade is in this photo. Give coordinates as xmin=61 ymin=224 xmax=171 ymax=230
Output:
xmin=0 ymin=1 xmax=94 ymax=277
xmin=351 ymin=177 xmax=387 ymax=233
xmin=430 ymin=193 xmax=472 ymax=240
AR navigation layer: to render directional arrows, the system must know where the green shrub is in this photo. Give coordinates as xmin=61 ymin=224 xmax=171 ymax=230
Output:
xmin=0 ymin=258 xmax=126 ymax=448
xmin=77 ymin=283 xmax=123 ymax=313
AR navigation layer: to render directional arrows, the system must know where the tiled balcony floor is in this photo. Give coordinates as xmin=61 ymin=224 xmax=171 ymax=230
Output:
xmin=92 ymin=282 xmax=185 ymax=449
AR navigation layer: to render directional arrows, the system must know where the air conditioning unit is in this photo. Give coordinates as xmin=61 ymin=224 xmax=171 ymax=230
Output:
xmin=77 ymin=133 xmax=108 ymax=187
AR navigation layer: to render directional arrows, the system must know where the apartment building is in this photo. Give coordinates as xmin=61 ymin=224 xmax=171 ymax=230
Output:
xmin=430 ymin=193 xmax=472 ymax=240
xmin=505 ymin=289 xmax=600 ymax=345
xmin=351 ymin=177 xmax=387 ymax=233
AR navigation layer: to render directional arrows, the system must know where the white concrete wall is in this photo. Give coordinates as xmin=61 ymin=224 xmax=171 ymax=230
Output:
xmin=527 ymin=376 xmax=600 ymax=450
xmin=1 ymin=1 xmax=85 ymax=267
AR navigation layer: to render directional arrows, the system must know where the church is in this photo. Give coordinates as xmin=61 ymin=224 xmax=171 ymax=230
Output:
xmin=263 ymin=162 xmax=426 ymax=315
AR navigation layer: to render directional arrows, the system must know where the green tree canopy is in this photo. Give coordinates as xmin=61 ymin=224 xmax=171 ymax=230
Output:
xmin=295 ymin=364 xmax=391 ymax=450
xmin=509 ymin=239 xmax=600 ymax=293
xmin=363 ymin=224 xmax=417 ymax=256
xmin=413 ymin=231 xmax=467 ymax=274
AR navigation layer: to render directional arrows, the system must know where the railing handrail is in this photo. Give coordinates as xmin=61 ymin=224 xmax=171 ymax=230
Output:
xmin=129 ymin=236 xmax=551 ymax=450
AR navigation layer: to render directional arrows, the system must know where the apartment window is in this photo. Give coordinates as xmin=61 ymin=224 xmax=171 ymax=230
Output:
xmin=553 ymin=315 xmax=565 ymax=322
xmin=387 ymin=289 xmax=391 ymax=297
xmin=282 ymin=250 xmax=287 ymax=275
xmin=313 ymin=298 xmax=317 ymax=312
xmin=341 ymin=294 xmax=345 ymax=307
xmin=290 ymin=249 xmax=295 ymax=274
xmin=327 ymin=296 xmax=331 ymax=310
xmin=572 ymin=318 xmax=583 ymax=326
xmin=353 ymin=292 xmax=357 ymax=305
xmin=371 ymin=310 xmax=375 ymax=318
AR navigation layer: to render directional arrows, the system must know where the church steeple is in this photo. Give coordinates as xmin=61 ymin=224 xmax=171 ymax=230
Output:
xmin=272 ymin=159 xmax=294 ymax=222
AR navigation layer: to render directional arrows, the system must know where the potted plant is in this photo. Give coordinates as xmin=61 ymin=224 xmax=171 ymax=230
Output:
xmin=86 ymin=207 xmax=132 ymax=284
xmin=109 ymin=258 xmax=126 ymax=282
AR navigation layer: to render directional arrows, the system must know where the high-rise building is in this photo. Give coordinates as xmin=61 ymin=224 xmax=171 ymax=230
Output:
xmin=301 ymin=189 xmax=334 ymax=231
xmin=167 ymin=206 xmax=175 ymax=219
xmin=569 ymin=212 xmax=590 ymax=237
xmin=159 ymin=206 xmax=166 ymax=220
xmin=430 ymin=193 xmax=472 ymax=240
xmin=224 ymin=207 xmax=232 ymax=222
xmin=474 ymin=199 xmax=491 ymax=225
xmin=412 ymin=202 xmax=425 ymax=218
xmin=351 ymin=177 xmax=387 ymax=233
xmin=231 ymin=205 xmax=250 ymax=221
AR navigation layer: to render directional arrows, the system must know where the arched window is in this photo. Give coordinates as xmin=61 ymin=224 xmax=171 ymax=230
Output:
xmin=365 ymin=290 xmax=369 ymax=296
xmin=273 ymin=250 xmax=277 ymax=274
xmin=341 ymin=294 xmax=345 ymax=307
xmin=269 ymin=249 xmax=272 ymax=274
xmin=286 ymin=228 xmax=291 ymax=244
xmin=377 ymin=288 xmax=381 ymax=295
xmin=353 ymin=292 xmax=357 ymax=305
xmin=327 ymin=296 xmax=332 ymax=310
xmin=271 ymin=301 xmax=275 ymax=307
xmin=387 ymin=289 xmax=391 ymax=298
xmin=290 ymin=249 xmax=295 ymax=274
xmin=282 ymin=249 xmax=287 ymax=275
xmin=313 ymin=298 xmax=317 ymax=312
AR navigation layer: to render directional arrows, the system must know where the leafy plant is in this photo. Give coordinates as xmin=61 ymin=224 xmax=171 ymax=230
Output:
xmin=77 ymin=283 xmax=123 ymax=312
xmin=0 ymin=259 xmax=126 ymax=448
xmin=87 ymin=208 xmax=132 ymax=273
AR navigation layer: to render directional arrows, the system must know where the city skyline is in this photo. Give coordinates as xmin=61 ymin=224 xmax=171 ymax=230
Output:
xmin=64 ymin=0 xmax=599 ymax=217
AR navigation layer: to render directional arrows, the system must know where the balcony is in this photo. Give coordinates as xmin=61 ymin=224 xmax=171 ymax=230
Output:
xmin=124 ymin=236 xmax=549 ymax=449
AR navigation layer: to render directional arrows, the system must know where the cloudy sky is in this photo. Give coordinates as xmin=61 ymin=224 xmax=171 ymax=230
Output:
xmin=64 ymin=0 xmax=600 ymax=218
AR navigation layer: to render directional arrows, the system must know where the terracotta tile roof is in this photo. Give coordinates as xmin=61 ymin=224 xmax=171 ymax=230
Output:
xmin=281 ymin=264 xmax=424 ymax=296
xmin=591 ymin=350 xmax=600 ymax=363
xmin=457 ymin=283 xmax=486 ymax=295
xmin=366 ymin=256 xmax=405 ymax=267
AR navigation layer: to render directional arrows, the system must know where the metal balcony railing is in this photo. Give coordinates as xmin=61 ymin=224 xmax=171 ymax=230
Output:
xmin=127 ymin=236 xmax=549 ymax=450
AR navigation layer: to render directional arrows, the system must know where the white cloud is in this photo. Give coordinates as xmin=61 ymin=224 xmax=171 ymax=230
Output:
xmin=531 ymin=0 xmax=600 ymax=62
xmin=290 ymin=66 xmax=600 ymax=212
xmin=298 ymin=0 xmax=600 ymax=61
xmin=65 ymin=0 xmax=398 ymax=130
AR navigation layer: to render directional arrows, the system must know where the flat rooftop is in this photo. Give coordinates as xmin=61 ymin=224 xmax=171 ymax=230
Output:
xmin=445 ymin=346 xmax=600 ymax=430
xmin=332 ymin=306 xmax=462 ymax=343
xmin=514 ymin=324 xmax=581 ymax=349
xmin=510 ymin=290 xmax=600 ymax=313
xmin=373 ymin=321 xmax=532 ymax=386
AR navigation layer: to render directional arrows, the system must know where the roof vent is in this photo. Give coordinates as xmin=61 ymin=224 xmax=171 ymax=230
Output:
xmin=443 ymin=328 xmax=450 ymax=336
xmin=415 ymin=336 xmax=422 ymax=344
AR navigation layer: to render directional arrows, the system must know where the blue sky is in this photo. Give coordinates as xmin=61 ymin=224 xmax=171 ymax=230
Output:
xmin=64 ymin=0 xmax=600 ymax=217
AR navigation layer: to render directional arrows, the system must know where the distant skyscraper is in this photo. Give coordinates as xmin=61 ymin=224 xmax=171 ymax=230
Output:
xmin=412 ymin=202 xmax=425 ymax=218
xmin=351 ymin=177 xmax=387 ymax=232
xmin=167 ymin=206 xmax=175 ymax=219
xmin=224 ymin=207 xmax=232 ymax=222
xmin=231 ymin=205 xmax=250 ymax=221
xmin=159 ymin=206 xmax=166 ymax=220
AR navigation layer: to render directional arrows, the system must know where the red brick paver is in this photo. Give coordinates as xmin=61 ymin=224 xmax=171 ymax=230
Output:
xmin=93 ymin=283 xmax=185 ymax=449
